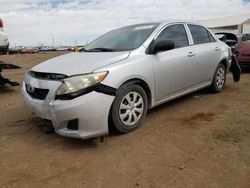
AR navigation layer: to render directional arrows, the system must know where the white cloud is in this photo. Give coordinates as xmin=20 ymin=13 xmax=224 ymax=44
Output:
xmin=0 ymin=0 xmax=250 ymax=46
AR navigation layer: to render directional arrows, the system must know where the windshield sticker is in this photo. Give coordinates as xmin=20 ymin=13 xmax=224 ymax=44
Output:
xmin=134 ymin=25 xmax=155 ymax=30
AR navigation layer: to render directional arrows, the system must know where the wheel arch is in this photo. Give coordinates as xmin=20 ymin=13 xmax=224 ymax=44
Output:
xmin=118 ymin=78 xmax=152 ymax=108
xmin=108 ymin=78 xmax=152 ymax=133
xmin=219 ymin=58 xmax=228 ymax=70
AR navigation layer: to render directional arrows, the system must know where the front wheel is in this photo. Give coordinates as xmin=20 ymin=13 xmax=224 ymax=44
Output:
xmin=111 ymin=84 xmax=148 ymax=133
xmin=209 ymin=63 xmax=226 ymax=93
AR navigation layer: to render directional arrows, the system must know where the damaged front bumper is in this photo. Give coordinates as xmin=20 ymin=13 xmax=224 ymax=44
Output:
xmin=22 ymin=73 xmax=115 ymax=139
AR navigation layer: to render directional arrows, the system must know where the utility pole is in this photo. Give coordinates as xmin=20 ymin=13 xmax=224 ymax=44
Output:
xmin=52 ymin=34 xmax=55 ymax=47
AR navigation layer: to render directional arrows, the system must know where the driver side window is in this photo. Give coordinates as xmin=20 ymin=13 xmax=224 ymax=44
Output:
xmin=156 ymin=24 xmax=189 ymax=49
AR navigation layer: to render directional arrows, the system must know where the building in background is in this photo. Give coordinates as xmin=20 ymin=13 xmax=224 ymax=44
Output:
xmin=200 ymin=13 xmax=250 ymax=34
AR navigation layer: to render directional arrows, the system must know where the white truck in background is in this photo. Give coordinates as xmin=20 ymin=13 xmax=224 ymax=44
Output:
xmin=0 ymin=18 xmax=9 ymax=54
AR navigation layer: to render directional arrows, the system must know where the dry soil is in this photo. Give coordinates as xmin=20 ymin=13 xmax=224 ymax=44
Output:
xmin=0 ymin=52 xmax=250 ymax=188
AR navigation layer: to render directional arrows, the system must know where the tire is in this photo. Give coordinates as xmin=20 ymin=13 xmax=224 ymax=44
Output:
xmin=111 ymin=83 xmax=148 ymax=133
xmin=209 ymin=63 xmax=226 ymax=93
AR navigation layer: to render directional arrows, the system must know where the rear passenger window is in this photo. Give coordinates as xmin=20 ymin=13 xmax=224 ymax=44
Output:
xmin=208 ymin=31 xmax=216 ymax=42
xmin=188 ymin=25 xmax=211 ymax=44
xmin=157 ymin=24 xmax=189 ymax=48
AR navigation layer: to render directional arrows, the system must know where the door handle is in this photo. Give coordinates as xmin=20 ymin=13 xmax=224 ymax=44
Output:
xmin=215 ymin=46 xmax=220 ymax=51
xmin=187 ymin=52 xmax=195 ymax=57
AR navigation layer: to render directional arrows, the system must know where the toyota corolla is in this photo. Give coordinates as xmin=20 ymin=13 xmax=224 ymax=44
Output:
xmin=22 ymin=21 xmax=232 ymax=139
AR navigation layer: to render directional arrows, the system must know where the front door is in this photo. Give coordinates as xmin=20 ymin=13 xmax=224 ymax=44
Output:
xmin=152 ymin=24 xmax=196 ymax=101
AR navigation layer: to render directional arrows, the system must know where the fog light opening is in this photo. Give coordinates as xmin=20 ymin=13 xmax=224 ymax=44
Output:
xmin=67 ymin=119 xmax=79 ymax=130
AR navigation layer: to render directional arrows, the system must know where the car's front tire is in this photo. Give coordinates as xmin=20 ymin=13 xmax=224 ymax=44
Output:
xmin=111 ymin=83 xmax=148 ymax=133
xmin=209 ymin=63 xmax=226 ymax=93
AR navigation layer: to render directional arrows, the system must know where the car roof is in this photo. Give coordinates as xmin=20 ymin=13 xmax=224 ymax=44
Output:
xmin=126 ymin=20 xmax=205 ymax=28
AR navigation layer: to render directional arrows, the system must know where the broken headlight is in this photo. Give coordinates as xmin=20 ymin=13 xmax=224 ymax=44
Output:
xmin=55 ymin=71 xmax=108 ymax=99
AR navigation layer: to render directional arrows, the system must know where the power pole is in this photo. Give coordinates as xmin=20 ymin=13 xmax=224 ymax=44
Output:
xmin=52 ymin=34 xmax=55 ymax=47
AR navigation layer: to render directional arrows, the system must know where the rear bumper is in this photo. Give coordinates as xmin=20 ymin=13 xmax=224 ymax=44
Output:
xmin=22 ymin=74 xmax=115 ymax=139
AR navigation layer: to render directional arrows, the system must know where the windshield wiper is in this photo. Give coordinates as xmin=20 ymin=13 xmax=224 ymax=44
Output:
xmin=85 ymin=48 xmax=116 ymax=52
xmin=79 ymin=47 xmax=89 ymax=52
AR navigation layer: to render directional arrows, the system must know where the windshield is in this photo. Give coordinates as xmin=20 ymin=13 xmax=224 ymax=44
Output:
xmin=84 ymin=23 xmax=159 ymax=52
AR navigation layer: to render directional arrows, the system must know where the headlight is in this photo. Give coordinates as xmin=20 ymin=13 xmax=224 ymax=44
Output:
xmin=56 ymin=71 xmax=108 ymax=99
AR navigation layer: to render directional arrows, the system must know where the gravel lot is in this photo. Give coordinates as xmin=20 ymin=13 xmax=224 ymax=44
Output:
xmin=0 ymin=52 xmax=250 ymax=188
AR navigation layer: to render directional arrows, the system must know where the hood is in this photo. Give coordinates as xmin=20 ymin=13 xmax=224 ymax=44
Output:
xmin=32 ymin=51 xmax=130 ymax=76
xmin=236 ymin=41 xmax=250 ymax=52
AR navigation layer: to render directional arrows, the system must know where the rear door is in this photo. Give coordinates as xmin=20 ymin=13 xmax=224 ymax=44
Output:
xmin=187 ymin=24 xmax=221 ymax=82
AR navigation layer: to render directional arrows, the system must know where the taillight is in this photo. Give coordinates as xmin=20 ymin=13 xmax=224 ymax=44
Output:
xmin=0 ymin=19 xmax=3 ymax=28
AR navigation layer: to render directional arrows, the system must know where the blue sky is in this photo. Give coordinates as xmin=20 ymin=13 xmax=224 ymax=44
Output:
xmin=0 ymin=0 xmax=250 ymax=47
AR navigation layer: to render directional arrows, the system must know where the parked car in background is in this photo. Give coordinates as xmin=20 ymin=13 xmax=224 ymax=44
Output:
xmin=215 ymin=33 xmax=241 ymax=82
xmin=0 ymin=18 xmax=9 ymax=54
xmin=215 ymin=32 xmax=238 ymax=48
xmin=0 ymin=61 xmax=20 ymax=87
xmin=8 ymin=46 xmax=25 ymax=54
xmin=39 ymin=46 xmax=51 ymax=52
xmin=22 ymin=21 xmax=232 ymax=139
xmin=21 ymin=47 xmax=39 ymax=54
xmin=235 ymin=34 xmax=250 ymax=68
xmin=69 ymin=46 xmax=85 ymax=52
xmin=56 ymin=47 xmax=69 ymax=51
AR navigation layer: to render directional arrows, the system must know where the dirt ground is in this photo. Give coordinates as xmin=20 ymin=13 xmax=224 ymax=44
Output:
xmin=0 ymin=52 xmax=250 ymax=188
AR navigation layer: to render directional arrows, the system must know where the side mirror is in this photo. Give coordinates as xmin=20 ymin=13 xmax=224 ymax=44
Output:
xmin=154 ymin=39 xmax=174 ymax=53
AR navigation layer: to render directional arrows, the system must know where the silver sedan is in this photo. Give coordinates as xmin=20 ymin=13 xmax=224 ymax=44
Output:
xmin=22 ymin=21 xmax=232 ymax=139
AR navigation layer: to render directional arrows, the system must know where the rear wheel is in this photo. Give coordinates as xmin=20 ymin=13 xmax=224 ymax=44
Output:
xmin=209 ymin=63 xmax=226 ymax=93
xmin=111 ymin=84 xmax=148 ymax=133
